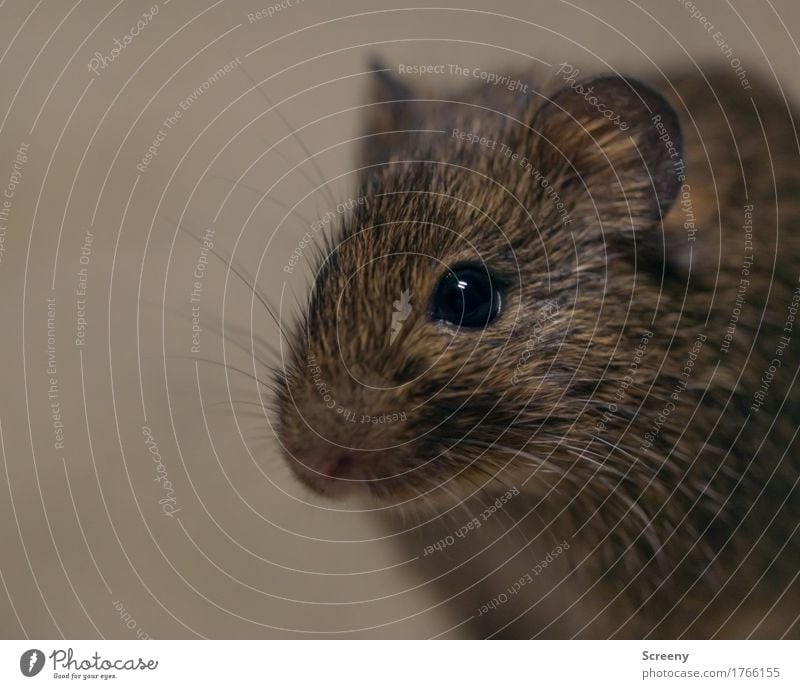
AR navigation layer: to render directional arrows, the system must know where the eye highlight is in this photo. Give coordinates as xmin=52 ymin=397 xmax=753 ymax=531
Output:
xmin=431 ymin=264 xmax=503 ymax=328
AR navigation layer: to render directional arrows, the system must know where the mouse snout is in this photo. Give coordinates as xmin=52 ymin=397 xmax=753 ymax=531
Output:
xmin=292 ymin=435 xmax=352 ymax=480
xmin=286 ymin=435 xmax=389 ymax=495
xmin=277 ymin=343 xmax=418 ymax=496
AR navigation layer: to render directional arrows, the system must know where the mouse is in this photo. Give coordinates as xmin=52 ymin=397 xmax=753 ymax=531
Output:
xmin=274 ymin=59 xmax=800 ymax=638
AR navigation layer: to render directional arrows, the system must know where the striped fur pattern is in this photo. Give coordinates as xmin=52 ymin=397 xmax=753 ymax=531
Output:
xmin=276 ymin=63 xmax=800 ymax=637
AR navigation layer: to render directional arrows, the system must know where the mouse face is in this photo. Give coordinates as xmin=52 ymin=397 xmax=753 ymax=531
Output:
xmin=276 ymin=65 xmax=683 ymax=508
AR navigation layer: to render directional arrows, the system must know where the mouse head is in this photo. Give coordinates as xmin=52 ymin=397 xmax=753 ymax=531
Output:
xmin=275 ymin=62 xmax=683 ymax=509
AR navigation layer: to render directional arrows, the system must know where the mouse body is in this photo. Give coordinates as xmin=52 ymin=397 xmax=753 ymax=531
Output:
xmin=275 ymin=61 xmax=800 ymax=638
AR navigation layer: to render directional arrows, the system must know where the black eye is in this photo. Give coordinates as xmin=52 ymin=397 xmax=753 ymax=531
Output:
xmin=431 ymin=265 xmax=502 ymax=328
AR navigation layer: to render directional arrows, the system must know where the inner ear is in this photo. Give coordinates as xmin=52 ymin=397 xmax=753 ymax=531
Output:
xmin=360 ymin=59 xmax=421 ymax=170
xmin=533 ymin=75 xmax=683 ymax=226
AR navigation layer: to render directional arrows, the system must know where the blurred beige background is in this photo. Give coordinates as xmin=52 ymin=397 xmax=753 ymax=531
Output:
xmin=0 ymin=0 xmax=798 ymax=639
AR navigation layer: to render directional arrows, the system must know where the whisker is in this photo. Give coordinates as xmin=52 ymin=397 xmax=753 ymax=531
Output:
xmin=175 ymin=220 xmax=302 ymax=362
xmin=170 ymin=354 xmax=277 ymax=393
xmin=208 ymin=171 xmax=315 ymax=228
xmin=232 ymin=50 xmax=338 ymax=209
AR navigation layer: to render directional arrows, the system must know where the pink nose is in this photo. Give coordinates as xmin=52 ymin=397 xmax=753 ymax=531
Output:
xmin=288 ymin=436 xmax=372 ymax=494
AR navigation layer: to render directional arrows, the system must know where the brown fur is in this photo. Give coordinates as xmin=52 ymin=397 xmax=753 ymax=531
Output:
xmin=276 ymin=62 xmax=800 ymax=638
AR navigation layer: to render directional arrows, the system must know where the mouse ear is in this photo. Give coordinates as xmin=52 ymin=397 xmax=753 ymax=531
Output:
xmin=360 ymin=58 xmax=421 ymax=169
xmin=533 ymin=75 xmax=683 ymax=228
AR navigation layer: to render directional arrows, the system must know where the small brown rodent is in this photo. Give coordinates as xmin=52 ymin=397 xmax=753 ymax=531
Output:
xmin=275 ymin=60 xmax=800 ymax=638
